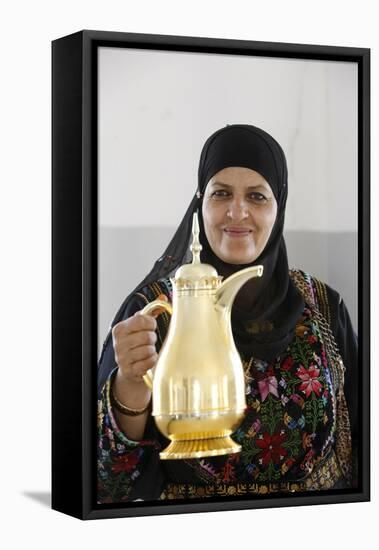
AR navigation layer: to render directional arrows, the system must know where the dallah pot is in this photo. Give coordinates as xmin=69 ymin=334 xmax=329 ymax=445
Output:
xmin=141 ymin=213 xmax=263 ymax=460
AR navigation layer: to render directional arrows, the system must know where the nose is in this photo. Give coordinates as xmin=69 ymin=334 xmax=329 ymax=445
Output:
xmin=226 ymin=197 xmax=249 ymax=221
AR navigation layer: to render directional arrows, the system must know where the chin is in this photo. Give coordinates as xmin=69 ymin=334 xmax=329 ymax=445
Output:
xmin=217 ymin=239 xmax=257 ymax=263
xmin=221 ymin=253 xmax=257 ymax=265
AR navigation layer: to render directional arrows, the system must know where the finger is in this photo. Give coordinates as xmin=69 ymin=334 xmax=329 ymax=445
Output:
xmin=115 ymin=343 xmax=156 ymax=369
xmin=113 ymin=314 xmax=156 ymax=337
xmin=131 ymin=354 xmax=158 ymax=378
xmin=132 ymin=313 xmax=158 ymax=331
xmin=126 ymin=330 xmax=157 ymax=350
xmin=128 ymin=345 xmax=157 ymax=364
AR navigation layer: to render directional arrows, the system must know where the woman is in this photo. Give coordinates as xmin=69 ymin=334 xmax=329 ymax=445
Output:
xmin=97 ymin=124 xmax=358 ymax=503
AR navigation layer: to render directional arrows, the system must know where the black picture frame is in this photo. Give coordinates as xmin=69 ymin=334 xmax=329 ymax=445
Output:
xmin=52 ymin=30 xmax=370 ymax=520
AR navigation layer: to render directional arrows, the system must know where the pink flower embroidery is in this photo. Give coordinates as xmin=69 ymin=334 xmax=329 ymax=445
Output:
xmin=296 ymin=365 xmax=323 ymax=398
xmin=258 ymin=376 xmax=279 ymax=402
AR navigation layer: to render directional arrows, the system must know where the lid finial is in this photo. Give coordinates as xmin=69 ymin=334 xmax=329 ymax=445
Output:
xmin=190 ymin=212 xmax=202 ymax=265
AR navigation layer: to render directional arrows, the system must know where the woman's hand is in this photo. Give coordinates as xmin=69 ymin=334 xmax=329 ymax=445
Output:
xmin=112 ymin=312 xmax=159 ymax=384
xmin=111 ymin=294 xmax=168 ymax=409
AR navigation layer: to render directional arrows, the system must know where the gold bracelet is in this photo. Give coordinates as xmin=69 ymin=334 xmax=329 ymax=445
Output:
xmin=110 ymin=381 xmax=151 ymax=417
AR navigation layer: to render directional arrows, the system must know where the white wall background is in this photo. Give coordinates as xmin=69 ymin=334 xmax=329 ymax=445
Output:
xmin=99 ymin=50 xmax=357 ymax=232
xmin=2 ymin=1 xmax=377 ymax=549
xmin=98 ymin=49 xmax=358 ymax=346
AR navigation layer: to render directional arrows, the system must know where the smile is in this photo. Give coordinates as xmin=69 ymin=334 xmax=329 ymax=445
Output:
xmin=223 ymin=228 xmax=252 ymax=238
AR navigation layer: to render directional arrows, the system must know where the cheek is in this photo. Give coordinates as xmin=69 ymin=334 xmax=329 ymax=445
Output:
xmin=201 ymin=204 xmax=209 ymax=231
xmin=258 ymin=205 xmax=278 ymax=239
xmin=202 ymin=203 xmax=221 ymax=238
xmin=268 ymin=209 xmax=277 ymax=231
xmin=201 ymin=208 xmax=212 ymax=245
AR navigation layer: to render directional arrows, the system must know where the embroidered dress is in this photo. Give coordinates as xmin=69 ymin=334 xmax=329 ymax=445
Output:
xmin=97 ymin=272 xmax=357 ymax=504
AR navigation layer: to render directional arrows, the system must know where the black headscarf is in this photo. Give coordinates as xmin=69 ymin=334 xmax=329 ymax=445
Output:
xmin=101 ymin=124 xmax=304 ymax=363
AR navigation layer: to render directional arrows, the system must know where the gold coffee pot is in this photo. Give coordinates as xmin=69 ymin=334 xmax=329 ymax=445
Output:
xmin=140 ymin=213 xmax=263 ymax=460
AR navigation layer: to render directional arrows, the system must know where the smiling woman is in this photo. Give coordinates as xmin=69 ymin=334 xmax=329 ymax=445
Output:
xmin=202 ymin=168 xmax=277 ymax=265
xmin=97 ymin=124 xmax=357 ymax=503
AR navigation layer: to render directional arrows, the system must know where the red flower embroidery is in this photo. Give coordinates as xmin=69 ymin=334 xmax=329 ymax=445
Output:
xmin=282 ymin=357 xmax=294 ymax=371
xmin=220 ymin=461 xmax=236 ymax=483
xmin=307 ymin=335 xmax=317 ymax=344
xmin=256 ymin=431 xmax=287 ymax=466
xmin=296 ymin=365 xmax=323 ymax=398
xmin=111 ymin=452 xmax=139 ymax=474
xmin=267 ymin=364 xmax=275 ymax=377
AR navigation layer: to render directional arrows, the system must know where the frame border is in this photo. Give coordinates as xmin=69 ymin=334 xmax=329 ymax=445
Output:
xmin=52 ymin=30 xmax=370 ymax=520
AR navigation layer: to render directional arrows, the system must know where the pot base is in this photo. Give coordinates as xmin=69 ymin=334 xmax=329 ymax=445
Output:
xmin=159 ymin=435 xmax=241 ymax=460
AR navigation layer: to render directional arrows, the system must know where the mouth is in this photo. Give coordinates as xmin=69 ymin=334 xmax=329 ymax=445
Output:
xmin=223 ymin=227 xmax=253 ymax=238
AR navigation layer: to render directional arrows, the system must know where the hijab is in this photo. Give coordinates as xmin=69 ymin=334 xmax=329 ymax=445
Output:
xmin=196 ymin=124 xmax=304 ymax=361
xmin=100 ymin=124 xmax=304 ymax=366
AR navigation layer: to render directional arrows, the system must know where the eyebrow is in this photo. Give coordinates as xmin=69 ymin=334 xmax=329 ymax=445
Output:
xmin=210 ymin=181 xmax=268 ymax=191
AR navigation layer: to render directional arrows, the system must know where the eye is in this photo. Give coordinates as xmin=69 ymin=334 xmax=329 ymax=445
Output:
xmin=248 ymin=192 xmax=268 ymax=204
xmin=211 ymin=189 xmax=231 ymax=199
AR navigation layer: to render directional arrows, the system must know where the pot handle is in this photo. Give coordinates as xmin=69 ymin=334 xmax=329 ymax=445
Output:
xmin=139 ymin=299 xmax=173 ymax=390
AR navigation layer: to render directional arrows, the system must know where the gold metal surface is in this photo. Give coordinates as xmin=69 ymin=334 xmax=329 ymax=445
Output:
xmin=140 ymin=300 xmax=173 ymax=390
xmin=159 ymin=436 xmax=242 ymax=460
xmin=140 ymin=212 xmax=263 ymax=460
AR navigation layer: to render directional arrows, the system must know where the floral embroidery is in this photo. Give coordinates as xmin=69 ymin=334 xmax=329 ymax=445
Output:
xmin=258 ymin=375 xmax=279 ymax=401
xmin=256 ymin=431 xmax=287 ymax=466
xmin=111 ymin=450 xmax=141 ymax=474
xmin=282 ymin=357 xmax=294 ymax=371
xmin=296 ymin=365 xmax=323 ymax=398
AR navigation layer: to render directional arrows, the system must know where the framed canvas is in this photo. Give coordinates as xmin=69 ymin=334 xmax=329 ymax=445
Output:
xmin=52 ymin=30 xmax=370 ymax=520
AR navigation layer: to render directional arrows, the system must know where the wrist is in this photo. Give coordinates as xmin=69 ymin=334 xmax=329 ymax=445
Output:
xmin=113 ymin=368 xmax=152 ymax=410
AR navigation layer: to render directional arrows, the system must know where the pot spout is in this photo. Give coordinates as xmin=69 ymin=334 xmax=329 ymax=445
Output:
xmin=215 ymin=265 xmax=264 ymax=315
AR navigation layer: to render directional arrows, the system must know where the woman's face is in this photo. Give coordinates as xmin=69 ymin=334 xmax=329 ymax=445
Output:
xmin=202 ymin=167 xmax=278 ymax=265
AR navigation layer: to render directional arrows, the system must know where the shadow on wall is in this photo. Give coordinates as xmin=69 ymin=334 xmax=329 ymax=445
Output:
xmin=98 ymin=227 xmax=357 ymax=351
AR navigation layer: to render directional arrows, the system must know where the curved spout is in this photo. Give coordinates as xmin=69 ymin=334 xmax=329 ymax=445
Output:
xmin=215 ymin=265 xmax=264 ymax=315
